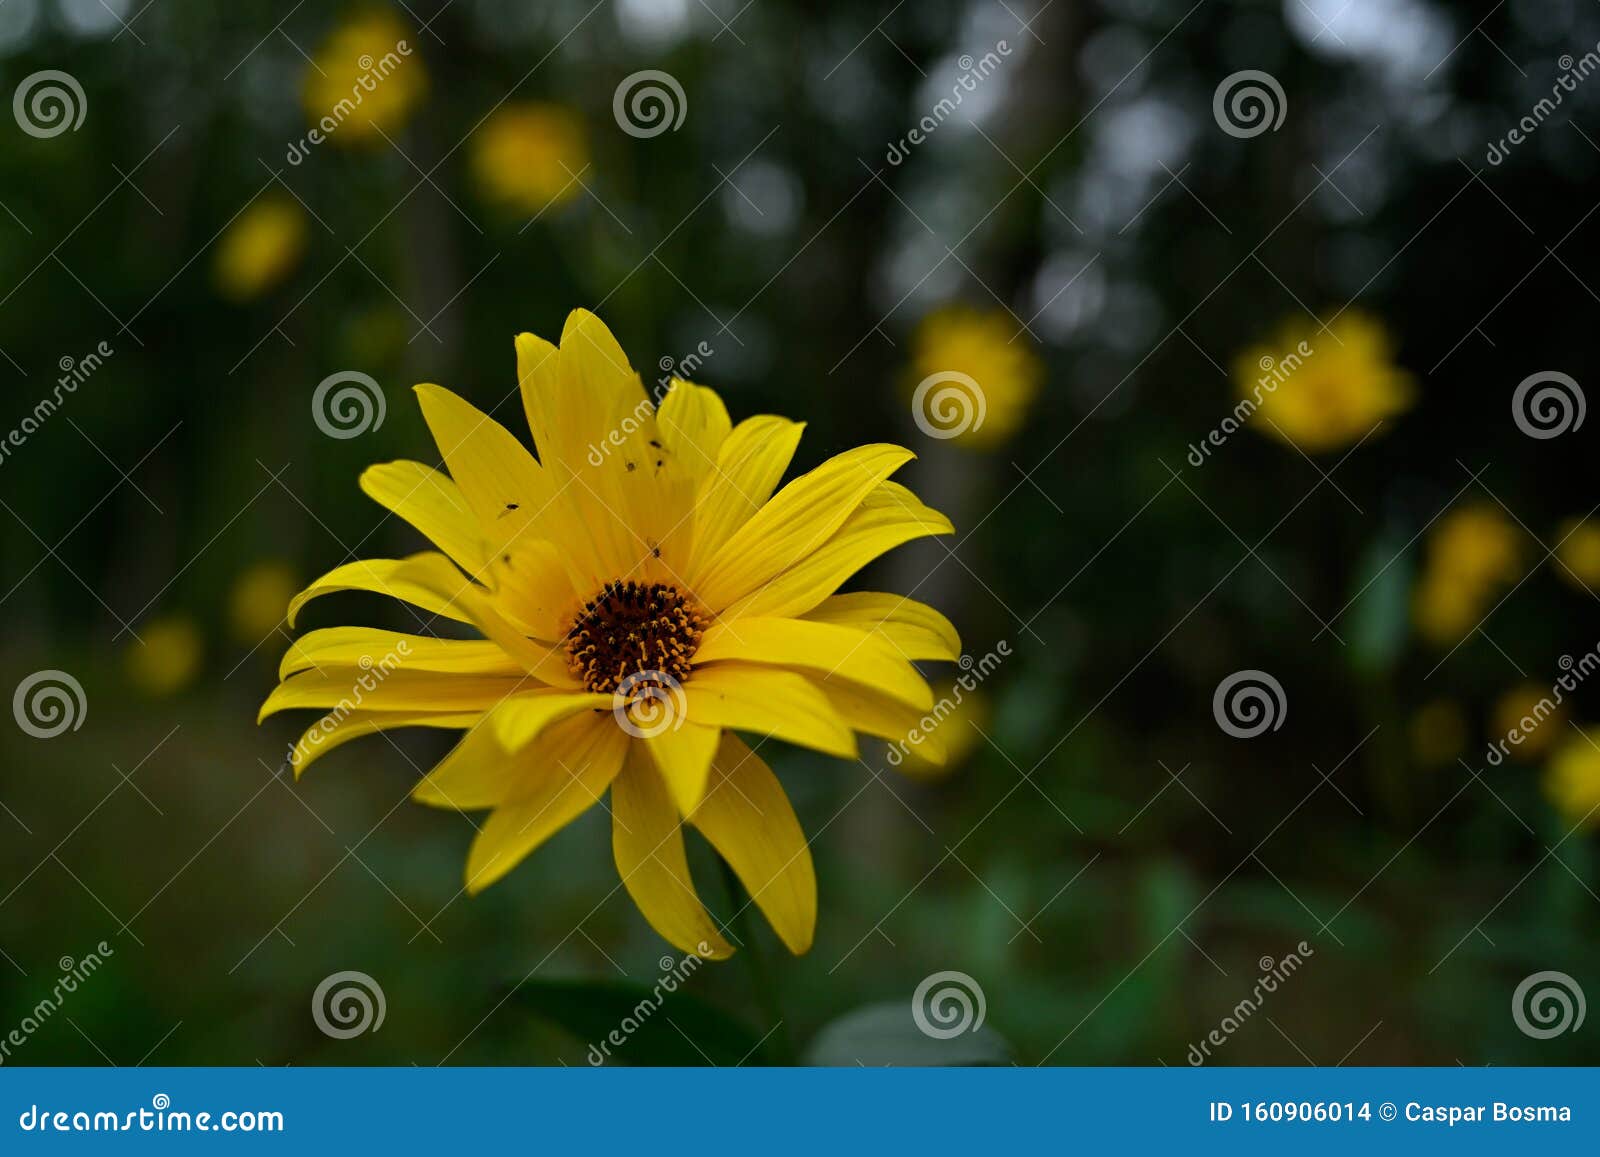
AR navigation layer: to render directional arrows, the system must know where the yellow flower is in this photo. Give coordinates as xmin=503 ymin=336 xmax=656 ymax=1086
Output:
xmin=1236 ymin=309 xmax=1414 ymax=454
xmin=128 ymin=616 xmax=203 ymax=697
xmin=1412 ymin=505 xmax=1523 ymax=645
xmin=261 ymin=309 xmax=959 ymax=958
xmin=906 ymin=307 xmax=1043 ymax=449
xmin=214 ymin=199 xmax=306 ymax=302
xmin=1543 ymin=730 xmax=1600 ymax=829
xmin=1555 ymin=518 xmax=1600 ymax=589
xmin=1490 ymin=683 xmax=1564 ymax=761
xmin=1410 ymin=699 xmax=1466 ymax=767
xmin=471 ymin=103 xmax=588 ymax=215
xmin=302 ymin=10 xmax=426 ymax=144
xmin=230 ymin=561 xmax=299 ymax=643
xmin=893 ymin=679 xmax=989 ymax=781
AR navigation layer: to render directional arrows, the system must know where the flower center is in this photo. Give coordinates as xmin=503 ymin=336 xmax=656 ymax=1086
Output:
xmin=564 ymin=580 xmax=707 ymax=694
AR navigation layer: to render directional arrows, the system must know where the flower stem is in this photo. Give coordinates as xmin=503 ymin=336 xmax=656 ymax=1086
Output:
xmin=719 ymin=858 xmax=796 ymax=1066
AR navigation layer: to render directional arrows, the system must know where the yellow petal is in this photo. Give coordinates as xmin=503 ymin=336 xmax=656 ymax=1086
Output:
xmin=815 ymin=678 xmax=949 ymax=766
xmin=726 ymin=481 xmax=953 ymax=621
xmin=655 ymin=379 xmax=732 ymax=485
xmin=694 ymin=617 xmax=932 ymax=711
xmin=491 ymin=689 xmax=613 ymax=751
xmin=559 ymin=308 xmax=647 ymax=423
xmin=691 ymin=444 xmax=915 ymax=612
xmin=653 ymin=380 xmax=732 ymax=570
xmin=642 ymin=720 xmax=721 ymax=816
xmin=463 ymin=714 xmax=629 ymax=892
xmin=413 ymin=383 xmax=552 ymax=555
xmin=802 ymin=592 xmax=962 ymax=662
xmin=279 ymin=628 xmax=523 ymax=681
xmin=483 ymin=535 xmax=580 ymax=641
xmin=683 ymin=663 xmax=856 ymax=758
xmin=514 ymin=329 xmax=563 ymax=462
xmin=260 ymin=669 xmax=528 ymax=722
xmin=289 ymin=710 xmax=478 ymax=778
xmin=685 ymin=416 xmax=804 ymax=577
xmin=287 ymin=553 xmax=473 ymax=628
xmin=410 ymin=716 xmax=514 ymax=810
xmin=612 ymin=744 xmax=734 ymax=958
xmin=330 ymin=551 xmax=573 ymax=683
xmin=551 ymin=311 xmax=667 ymax=582
xmin=359 ymin=460 xmax=488 ymax=575
xmin=689 ymin=734 xmax=816 ymax=955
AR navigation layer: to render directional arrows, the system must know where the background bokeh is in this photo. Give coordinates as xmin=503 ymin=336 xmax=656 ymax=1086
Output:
xmin=3 ymin=0 xmax=1599 ymax=1066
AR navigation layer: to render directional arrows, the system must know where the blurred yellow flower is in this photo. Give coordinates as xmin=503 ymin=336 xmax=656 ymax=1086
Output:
xmin=1489 ymin=682 xmax=1564 ymax=761
xmin=1543 ymin=730 xmax=1600 ymax=829
xmin=471 ymin=103 xmax=589 ymax=215
xmin=906 ymin=307 xmax=1042 ymax=449
xmin=1555 ymin=517 xmax=1600 ymax=590
xmin=1236 ymin=309 xmax=1414 ymax=454
xmin=1410 ymin=699 xmax=1466 ymax=767
xmin=1411 ymin=505 xmax=1522 ymax=645
xmin=214 ymin=199 xmax=306 ymax=302
xmin=893 ymin=680 xmax=990 ymax=781
xmin=127 ymin=616 xmax=203 ymax=697
xmin=302 ymin=10 xmax=425 ymax=144
xmin=230 ymin=561 xmax=299 ymax=643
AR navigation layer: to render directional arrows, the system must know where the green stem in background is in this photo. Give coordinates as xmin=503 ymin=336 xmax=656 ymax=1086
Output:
xmin=719 ymin=857 xmax=797 ymax=1066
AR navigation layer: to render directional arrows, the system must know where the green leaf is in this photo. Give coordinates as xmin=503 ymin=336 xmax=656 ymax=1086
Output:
xmin=513 ymin=977 xmax=765 ymax=1066
xmin=1348 ymin=530 xmax=1414 ymax=675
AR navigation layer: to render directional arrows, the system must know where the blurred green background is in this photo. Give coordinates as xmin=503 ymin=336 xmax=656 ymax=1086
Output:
xmin=3 ymin=0 xmax=1599 ymax=1066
